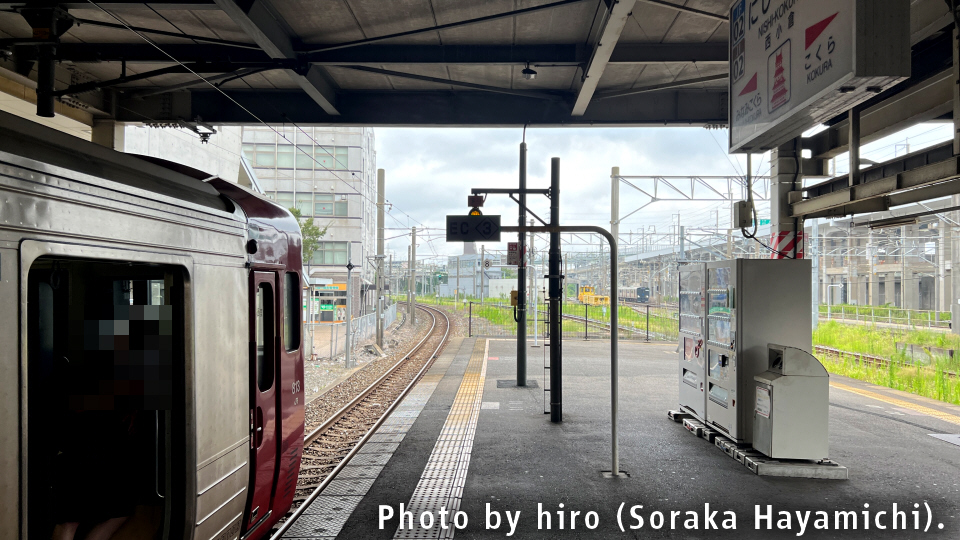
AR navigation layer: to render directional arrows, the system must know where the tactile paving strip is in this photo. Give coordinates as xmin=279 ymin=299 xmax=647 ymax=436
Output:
xmin=394 ymin=340 xmax=488 ymax=540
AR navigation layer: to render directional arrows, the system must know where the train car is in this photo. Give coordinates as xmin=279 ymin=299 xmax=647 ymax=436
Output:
xmin=638 ymin=287 xmax=651 ymax=303
xmin=617 ymin=287 xmax=652 ymax=304
xmin=0 ymin=111 xmax=304 ymax=540
xmin=578 ymin=285 xmax=595 ymax=304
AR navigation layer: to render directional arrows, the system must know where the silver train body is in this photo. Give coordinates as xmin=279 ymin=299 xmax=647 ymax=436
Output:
xmin=0 ymin=111 xmax=304 ymax=540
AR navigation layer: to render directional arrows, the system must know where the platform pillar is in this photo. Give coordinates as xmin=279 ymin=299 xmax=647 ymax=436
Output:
xmin=92 ymin=120 xmax=125 ymax=151
xmin=518 ymin=143 xmax=528 ymax=386
xmin=549 ymin=158 xmax=562 ymax=423
xmin=769 ymin=138 xmax=803 ymax=259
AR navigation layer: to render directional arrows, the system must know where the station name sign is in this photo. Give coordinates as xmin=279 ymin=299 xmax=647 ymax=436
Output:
xmin=728 ymin=0 xmax=909 ymax=153
xmin=446 ymin=215 xmax=501 ymax=242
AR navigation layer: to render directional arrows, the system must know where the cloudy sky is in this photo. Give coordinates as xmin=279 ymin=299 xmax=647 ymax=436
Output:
xmin=374 ymin=124 xmax=952 ymax=264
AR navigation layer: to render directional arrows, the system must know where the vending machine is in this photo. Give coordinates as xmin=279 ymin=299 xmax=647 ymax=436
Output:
xmin=702 ymin=259 xmax=811 ymax=444
xmin=678 ymin=263 xmax=707 ymax=420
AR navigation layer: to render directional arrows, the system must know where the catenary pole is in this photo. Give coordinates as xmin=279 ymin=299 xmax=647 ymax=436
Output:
xmin=517 ymin=142 xmax=528 ymax=386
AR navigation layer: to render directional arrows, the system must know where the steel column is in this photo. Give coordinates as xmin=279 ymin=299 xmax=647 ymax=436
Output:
xmin=518 ymin=143 xmax=527 ymax=386
xmin=549 ymin=158 xmax=562 ymax=423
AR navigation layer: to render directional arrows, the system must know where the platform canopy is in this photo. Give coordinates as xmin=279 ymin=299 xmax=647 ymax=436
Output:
xmin=0 ymin=0 xmax=733 ymax=126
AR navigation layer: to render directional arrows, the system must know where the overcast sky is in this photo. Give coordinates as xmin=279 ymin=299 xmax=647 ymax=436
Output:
xmin=375 ymin=124 xmax=952 ymax=264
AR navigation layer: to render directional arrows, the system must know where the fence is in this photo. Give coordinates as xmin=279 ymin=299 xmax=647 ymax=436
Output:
xmin=819 ymin=304 xmax=951 ymax=330
xmin=307 ymin=303 xmax=398 ymax=360
xmin=464 ymin=301 xmax=680 ymax=342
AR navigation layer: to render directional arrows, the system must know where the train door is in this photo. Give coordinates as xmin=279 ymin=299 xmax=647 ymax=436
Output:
xmin=245 ymin=271 xmax=279 ymax=533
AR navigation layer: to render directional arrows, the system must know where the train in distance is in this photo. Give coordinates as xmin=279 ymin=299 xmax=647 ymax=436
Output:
xmin=572 ymin=285 xmax=650 ymax=306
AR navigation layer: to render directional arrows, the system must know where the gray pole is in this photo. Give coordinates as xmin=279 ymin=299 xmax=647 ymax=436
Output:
xmin=410 ymin=226 xmax=417 ymax=325
xmin=611 ymin=166 xmax=620 ymax=299
xmin=549 ymin=158 xmax=562 ymax=423
xmin=407 ymin=246 xmax=411 ymax=312
xmin=376 ymin=168 xmax=385 ymax=347
xmin=480 ymin=245 xmax=485 ymax=304
xmin=345 ymin=260 xmax=355 ymax=368
xmin=504 ymin=224 xmax=619 ymax=474
xmin=518 ymin=142 xmax=527 ymax=386
xmin=530 ymin=219 xmax=537 ymax=346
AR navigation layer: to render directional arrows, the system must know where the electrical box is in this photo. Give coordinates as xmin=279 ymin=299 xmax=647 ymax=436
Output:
xmin=728 ymin=0 xmax=910 ymax=153
xmin=754 ymin=344 xmax=829 ymax=460
xmin=733 ymin=200 xmax=754 ymax=229
xmin=678 ymin=263 xmax=707 ymax=421
xmin=703 ymin=259 xmax=811 ymax=444
xmin=510 ymin=290 xmax=519 ymax=307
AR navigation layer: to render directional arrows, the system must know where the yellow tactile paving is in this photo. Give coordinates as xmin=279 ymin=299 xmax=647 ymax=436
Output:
xmin=394 ymin=339 xmax=488 ymax=539
xmin=830 ymin=381 xmax=960 ymax=426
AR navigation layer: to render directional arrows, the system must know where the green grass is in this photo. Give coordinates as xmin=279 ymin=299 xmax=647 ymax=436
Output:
xmin=814 ymin=320 xmax=960 ymax=405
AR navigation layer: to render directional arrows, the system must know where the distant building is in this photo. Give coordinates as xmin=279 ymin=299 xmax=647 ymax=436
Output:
xmin=439 ymin=242 xmax=502 ymax=298
xmin=240 ymin=126 xmax=377 ymax=321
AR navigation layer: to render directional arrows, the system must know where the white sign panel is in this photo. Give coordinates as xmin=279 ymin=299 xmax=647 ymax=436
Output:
xmin=755 ymin=386 xmax=771 ymax=418
xmin=730 ymin=0 xmax=853 ymax=151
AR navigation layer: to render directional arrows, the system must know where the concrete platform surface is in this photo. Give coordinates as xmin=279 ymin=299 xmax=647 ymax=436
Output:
xmin=331 ymin=339 xmax=960 ymax=539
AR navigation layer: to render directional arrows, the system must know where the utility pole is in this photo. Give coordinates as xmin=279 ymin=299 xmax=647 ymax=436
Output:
xmin=480 ymin=245 xmax=485 ymax=303
xmin=376 ymin=168 xmax=385 ymax=348
xmin=518 ymin=141 xmax=528 ymax=386
xmin=410 ymin=226 xmax=417 ymax=324
xmin=345 ymin=260 xmax=355 ymax=368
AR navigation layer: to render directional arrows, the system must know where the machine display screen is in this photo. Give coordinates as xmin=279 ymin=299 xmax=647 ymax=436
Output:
xmin=680 ymin=315 xmax=701 ymax=333
xmin=709 ymin=267 xmax=731 ymax=289
xmin=709 ymin=317 xmax=732 ymax=345
xmin=680 ymin=293 xmax=702 ymax=317
xmin=680 ymin=267 xmax=703 ymax=292
xmin=708 ymin=292 xmax=729 ymax=314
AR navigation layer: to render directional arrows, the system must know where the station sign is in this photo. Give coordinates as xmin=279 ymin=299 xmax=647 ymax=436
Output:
xmin=506 ymin=242 xmax=520 ymax=266
xmin=446 ymin=215 xmax=501 ymax=242
xmin=728 ymin=0 xmax=909 ymax=153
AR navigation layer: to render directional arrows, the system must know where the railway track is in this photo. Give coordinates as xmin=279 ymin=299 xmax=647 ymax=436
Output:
xmin=815 ymin=345 xmax=958 ymax=378
xmin=270 ymin=304 xmax=450 ymax=538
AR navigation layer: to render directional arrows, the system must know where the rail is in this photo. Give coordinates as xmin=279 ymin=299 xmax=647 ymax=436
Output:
xmin=814 ymin=345 xmax=958 ymax=379
xmin=270 ymin=304 xmax=450 ymax=539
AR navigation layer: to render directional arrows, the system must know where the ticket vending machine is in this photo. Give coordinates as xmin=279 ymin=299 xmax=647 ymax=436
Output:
xmin=678 ymin=263 xmax=707 ymax=420
xmin=702 ymin=259 xmax=811 ymax=444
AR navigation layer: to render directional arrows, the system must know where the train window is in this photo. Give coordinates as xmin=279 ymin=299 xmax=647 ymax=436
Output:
xmin=284 ymin=273 xmax=300 ymax=351
xmin=256 ymin=283 xmax=275 ymax=392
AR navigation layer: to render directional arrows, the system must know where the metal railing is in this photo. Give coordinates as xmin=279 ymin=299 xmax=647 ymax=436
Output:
xmin=307 ymin=303 xmax=398 ymax=360
xmin=819 ymin=304 xmax=951 ymax=329
xmin=465 ymin=301 xmax=679 ymax=342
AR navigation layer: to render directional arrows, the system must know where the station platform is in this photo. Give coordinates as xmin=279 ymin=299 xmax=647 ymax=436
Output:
xmin=284 ymin=338 xmax=960 ymax=539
